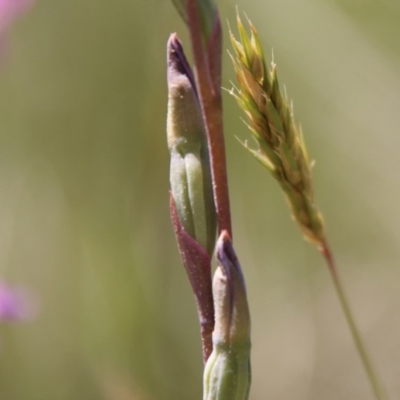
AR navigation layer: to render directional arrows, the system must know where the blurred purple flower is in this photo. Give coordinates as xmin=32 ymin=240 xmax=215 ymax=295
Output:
xmin=0 ymin=0 xmax=33 ymax=30
xmin=0 ymin=0 xmax=34 ymax=57
xmin=0 ymin=282 xmax=38 ymax=321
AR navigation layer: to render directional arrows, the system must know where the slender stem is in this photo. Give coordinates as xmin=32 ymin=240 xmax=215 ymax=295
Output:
xmin=185 ymin=0 xmax=232 ymax=238
xmin=320 ymin=239 xmax=388 ymax=400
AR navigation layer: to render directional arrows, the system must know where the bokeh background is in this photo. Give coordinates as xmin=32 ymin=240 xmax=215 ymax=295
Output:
xmin=1 ymin=0 xmax=400 ymax=399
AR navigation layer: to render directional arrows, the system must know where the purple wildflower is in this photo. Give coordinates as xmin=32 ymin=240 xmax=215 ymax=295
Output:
xmin=0 ymin=0 xmax=33 ymax=30
xmin=0 ymin=0 xmax=34 ymax=58
xmin=0 ymin=282 xmax=37 ymax=321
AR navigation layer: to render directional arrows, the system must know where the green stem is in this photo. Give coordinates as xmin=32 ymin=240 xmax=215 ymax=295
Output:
xmin=321 ymin=240 xmax=388 ymax=400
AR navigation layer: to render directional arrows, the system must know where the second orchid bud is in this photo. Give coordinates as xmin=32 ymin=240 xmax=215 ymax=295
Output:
xmin=203 ymin=232 xmax=251 ymax=400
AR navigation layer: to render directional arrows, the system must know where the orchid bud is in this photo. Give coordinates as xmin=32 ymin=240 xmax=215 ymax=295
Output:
xmin=167 ymin=33 xmax=216 ymax=255
xmin=203 ymin=232 xmax=251 ymax=400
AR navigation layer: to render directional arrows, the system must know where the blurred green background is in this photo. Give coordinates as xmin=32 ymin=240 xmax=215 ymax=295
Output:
xmin=1 ymin=0 xmax=400 ymax=399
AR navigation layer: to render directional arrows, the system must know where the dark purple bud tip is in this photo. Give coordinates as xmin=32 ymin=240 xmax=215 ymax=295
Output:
xmin=215 ymin=231 xmax=247 ymax=323
xmin=216 ymin=231 xmax=245 ymax=288
xmin=217 ymin=231 xmax=236 ymax=267
xmin=167 ymin=33 xmax=197 ymax=95
xmin=213 ymin=231 xmax=250 ymax=344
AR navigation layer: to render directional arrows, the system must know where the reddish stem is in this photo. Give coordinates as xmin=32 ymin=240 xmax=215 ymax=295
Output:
xmin=170 ymin=195 xmax=214 ymax=362
xmin=185 ymin=0 xmax=232 ymax=238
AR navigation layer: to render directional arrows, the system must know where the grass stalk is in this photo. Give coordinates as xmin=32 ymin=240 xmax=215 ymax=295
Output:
xmin=321 ymin=240 xmax=388 ymax=400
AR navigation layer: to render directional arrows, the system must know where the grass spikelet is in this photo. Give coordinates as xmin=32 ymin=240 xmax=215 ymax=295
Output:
xmin=229 ymin=14 xmax=324 ymax=247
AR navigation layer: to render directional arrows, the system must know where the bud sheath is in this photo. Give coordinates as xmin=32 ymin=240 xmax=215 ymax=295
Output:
xmin=167 ymin=34 xmax=216 ymax=255
xmin=203 ymin=232 xmax=251 ymax=400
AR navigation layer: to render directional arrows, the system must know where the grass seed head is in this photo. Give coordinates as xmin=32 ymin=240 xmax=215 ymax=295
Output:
xmin=229 ymin=14 xmax=325 ymax=246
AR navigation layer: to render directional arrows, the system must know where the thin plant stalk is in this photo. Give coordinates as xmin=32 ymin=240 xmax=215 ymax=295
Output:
xmin=169 ymin=5 xmax=253 ymax=397
xmin=185 ymin=0 xmax=232 ymax=238
xmin=168 ymin=0 xmax=233 ymax=363
xmin=321 ymin=240 xmax=388 ymax=400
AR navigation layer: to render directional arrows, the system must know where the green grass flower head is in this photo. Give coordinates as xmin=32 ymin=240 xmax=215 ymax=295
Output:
xmin=229 ymin=14 xmax=325 ymax=247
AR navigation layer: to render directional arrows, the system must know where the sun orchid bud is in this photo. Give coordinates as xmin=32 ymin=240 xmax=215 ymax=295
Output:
xmin=167 ymin=33 xmax=216 ymax=255
xmin=203 ymin=232 xmax=251 ymax=400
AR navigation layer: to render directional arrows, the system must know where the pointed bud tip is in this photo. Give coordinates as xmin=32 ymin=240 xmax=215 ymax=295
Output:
xmin=212 ymin=231 xmax=251 ymax=346
xmin=216 ymin=230 xmax=238 ymax=273
xmin=167 ymin=33 xmax=197 ymax=94
xmin=167 ymin=33 xmax=186 ymax=75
